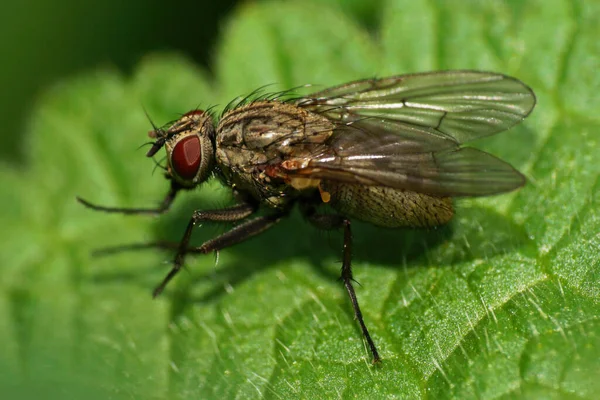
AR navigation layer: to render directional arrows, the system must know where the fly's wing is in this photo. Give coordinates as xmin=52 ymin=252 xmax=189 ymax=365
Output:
xmin=287 ymin=71 xmax=535 ymax=197
xmin=297 ymin=70 xmax=535 ymax=145
xmin=287 ymin=125 xmax=525 ymax=196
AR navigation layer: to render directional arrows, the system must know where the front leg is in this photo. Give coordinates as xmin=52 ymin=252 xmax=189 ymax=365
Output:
xmin=301 ymin=203 xmax=381 ymax=363
xmin=77 ymin=180 xmax=182 ymax=215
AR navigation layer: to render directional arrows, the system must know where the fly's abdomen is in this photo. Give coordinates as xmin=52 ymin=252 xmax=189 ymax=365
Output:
xmin=323 ymin=182 xmax=454 ymax=228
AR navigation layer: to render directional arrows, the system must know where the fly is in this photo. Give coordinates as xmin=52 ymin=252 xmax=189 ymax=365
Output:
xmin=77 ymin=70 xmax=536 ymax=363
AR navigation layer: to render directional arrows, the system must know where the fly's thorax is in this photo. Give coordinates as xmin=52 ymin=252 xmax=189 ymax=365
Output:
xmin=214 ymin=100 xmax=335 ymax=207
xmin=216 ymin=101 xmax=334 ymax=152
xmin=161 ymin=110 xmax=216 ymax=188
xmin=321 ymin=181 xmax=454 ymax=228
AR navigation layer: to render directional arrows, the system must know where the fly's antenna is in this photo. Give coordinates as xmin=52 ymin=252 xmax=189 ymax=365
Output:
xmin=143 ymin=106 xmax=168 ymax=157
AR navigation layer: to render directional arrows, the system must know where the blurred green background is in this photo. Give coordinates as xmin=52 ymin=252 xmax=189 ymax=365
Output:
xmin=1 ymin=0 xmax=380 ymax=164
xmin=1 ymin=0 xmax=239 ymax=164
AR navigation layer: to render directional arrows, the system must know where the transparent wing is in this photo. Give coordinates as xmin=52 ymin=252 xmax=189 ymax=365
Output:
xmin=283 ymin=125 xmax=526 ymax=197
xmin=284 ymin=71 xmax=533 ymax=196
xmin=297 ymin=70 xmax=536 ymax=146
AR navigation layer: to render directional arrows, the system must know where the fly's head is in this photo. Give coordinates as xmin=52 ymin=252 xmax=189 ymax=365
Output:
xmin=147 ymin=110 xmax=216 ymax=188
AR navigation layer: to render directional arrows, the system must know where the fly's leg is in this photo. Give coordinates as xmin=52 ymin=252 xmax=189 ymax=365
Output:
xmin=153 ymin=203 xmax=258 ymax=297
xmin=77 ymin=180 xmax=181 ymax=215
xmin=341 ymin=219 xmax=381 ymax=363
xmin=153 ymin=212 xmax=285 ymax=297
xmin=301 ymin=205 xmax=381 ymax=363
xmin=120 ymin=212 xmax=285 ymax=257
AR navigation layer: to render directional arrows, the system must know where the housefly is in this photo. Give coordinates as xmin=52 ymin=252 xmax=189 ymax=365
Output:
xmin=77 ymin=70 xmax=536 ymax=363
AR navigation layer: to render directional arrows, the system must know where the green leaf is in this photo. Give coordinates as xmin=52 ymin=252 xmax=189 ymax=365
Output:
xmin=2 ymin=0 xmax=599 ymax=398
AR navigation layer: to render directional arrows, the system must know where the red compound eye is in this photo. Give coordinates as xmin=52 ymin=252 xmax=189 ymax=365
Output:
xmin=172 ymin=136 xmax=201 ymax=180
